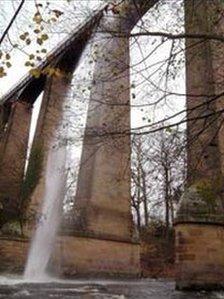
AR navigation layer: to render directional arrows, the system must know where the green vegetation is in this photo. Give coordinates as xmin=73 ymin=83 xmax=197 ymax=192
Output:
xmin=193 ymin=177 xmax=222 ymax=211
xmin=20 ymin=141 xmax=44 ymax=211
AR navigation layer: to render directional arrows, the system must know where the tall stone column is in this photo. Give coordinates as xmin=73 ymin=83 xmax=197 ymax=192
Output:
xmin=209 ymin=1 xmax=224 ymax=180
xmin=73 ymin=21 xmax=133 ymax=242
xmin=185 ymin=1 xmax=222 ymax=183
xmin=59 ymin=0 xmax=157 ymax=277
xmin=73 ymin=0 xmax=158 ymax=240
xmin=0 ymin=101 xmax=32 ymax=228
xmin=175 ymin=0 xmax=224 ymax=290
xmin=24 ymin=26 xmax=94 ymax=224
xmin=25 ymin=71 xmax=72 ymax=228
xmin=0 ymin=104 xmax=11 ymax=141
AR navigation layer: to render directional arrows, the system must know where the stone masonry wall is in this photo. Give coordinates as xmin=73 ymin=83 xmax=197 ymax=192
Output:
xmin=0 ymin=238 xmax=29 ymax=274
xmin=175 ymin=224 xmax=224 ymax=290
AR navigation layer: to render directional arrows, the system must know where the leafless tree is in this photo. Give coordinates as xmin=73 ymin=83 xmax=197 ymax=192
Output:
xmin=131 ymin=127 xmax=186 ymax=239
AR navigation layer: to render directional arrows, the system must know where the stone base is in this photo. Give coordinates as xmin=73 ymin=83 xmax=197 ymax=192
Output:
xmin=0 ymin=237 xmax=29 ymax=274
xmin=52 ymin=235 xmax=140 ymax=277
xmin=175 ymin=223 xmax=224 ymax=290
xmin=0 ymin=235 xmax=140 ymax=277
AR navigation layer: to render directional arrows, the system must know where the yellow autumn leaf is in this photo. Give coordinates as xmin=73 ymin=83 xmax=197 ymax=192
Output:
xmin=6 ymin=62 xmax=11 ymax=68
xmin=37 ymin=38 xmax=43 ymax=45
xmin=20 ymin=34 xmax=26 ymax=40
xmin=41 ymin=34 xmax=48 ymax=41
xmin=54 ymin=68 xmax=62 ymax=77
xmin=33 ymin=12 xmax=42 ymax=24
xmin=34 ymin=29 xmax=40 ymax=34
xmin=26 ymin=38 xmax=31 ymax=45
xmin=47 ymin=68 xmax=55 ymax=76
xmin=29 ymin=68 xmax=41 ymax=78
xmin=0 ymin=67 xmax=6 ymax=78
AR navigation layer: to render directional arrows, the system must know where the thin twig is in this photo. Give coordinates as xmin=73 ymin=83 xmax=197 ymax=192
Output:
xmin=0 ymin=0 xmax=25 ymax=46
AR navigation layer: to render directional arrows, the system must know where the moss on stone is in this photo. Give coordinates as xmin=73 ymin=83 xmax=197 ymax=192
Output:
xmin=175 ymin=177 xmax=224 ymax=224
xmin=193 ymin=179 xmax=220 ymax=210
xmin=0 ymin=220 xmax=22 ymax=237
xmin=20 ymin=141 xmax=44 ymax=211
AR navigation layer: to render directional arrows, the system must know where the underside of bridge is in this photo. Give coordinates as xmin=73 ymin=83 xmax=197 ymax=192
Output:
xmin=0 ymin=0 xmax=224 ymax=290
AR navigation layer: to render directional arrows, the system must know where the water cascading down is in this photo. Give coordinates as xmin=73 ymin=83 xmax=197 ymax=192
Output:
xmin=24 ymin=141 xmax=67 ymax=280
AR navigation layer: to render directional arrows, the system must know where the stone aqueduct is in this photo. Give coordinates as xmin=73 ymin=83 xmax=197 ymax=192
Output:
xmin=0 ymin=0 xmax=224 ymax=290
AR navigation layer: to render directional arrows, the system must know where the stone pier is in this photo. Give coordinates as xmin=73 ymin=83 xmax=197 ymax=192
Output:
xmin=175 ymin=0 xmax=224 ymax=290
xmin=58 ymin=1 xmax=157 ymax=277
xmin=0 ymin=75 xmax=45 ymax=230
xmin=25 ymin=74 xmax=70 ymax=218
xmin=24 ymin=32 xmax=89 ymax=232
xmin=0 ymin=101 xmax=32 ymax=228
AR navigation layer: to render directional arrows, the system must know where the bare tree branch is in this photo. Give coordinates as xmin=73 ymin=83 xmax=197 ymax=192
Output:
xmin=0 ymin=0 xmax=25 ymax=46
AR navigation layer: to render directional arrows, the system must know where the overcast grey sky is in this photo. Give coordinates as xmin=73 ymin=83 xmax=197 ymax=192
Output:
xmin=0 ymin=0 xmax=185 ymax=126
xmin=0 ymin=0 xmax=186 ymax=172
xmin=0 ymin=0 xmax=186 ymax=218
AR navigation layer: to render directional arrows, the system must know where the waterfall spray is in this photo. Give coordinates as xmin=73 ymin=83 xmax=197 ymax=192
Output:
xmin=24 ymin=139 xmax=67 ymax=280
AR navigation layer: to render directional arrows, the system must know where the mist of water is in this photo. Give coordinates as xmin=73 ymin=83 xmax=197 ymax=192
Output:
xmin=24 ymin=141 xmax=67 ymax=281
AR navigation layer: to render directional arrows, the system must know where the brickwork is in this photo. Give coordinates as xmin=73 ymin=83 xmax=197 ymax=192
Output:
xmin=53 ymin=236 xmax=140 ymax=277
xmin=72 ymin=0 xmax=156 ymax=246
xmin=0 ymin=236 xmax=140 ymax=277
xmin=208 ymin=1 xmax=224 ymax=177
xmin=0 ymin=238 xmax=29 ymax=273
xmin=174 ymin=0 xmax=224 ymax=290
xmin=0 ymin=102 xmax=32 ymax=226
xmin=185 ymin=0 xmax=223 ymax=184
xmin=24 ymin=72 xmax=71 ymax=236
xmin=175 ymin=224 xmax=224 ymax=290
xmin=66 ymin=1 xmax=156 ymax=276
